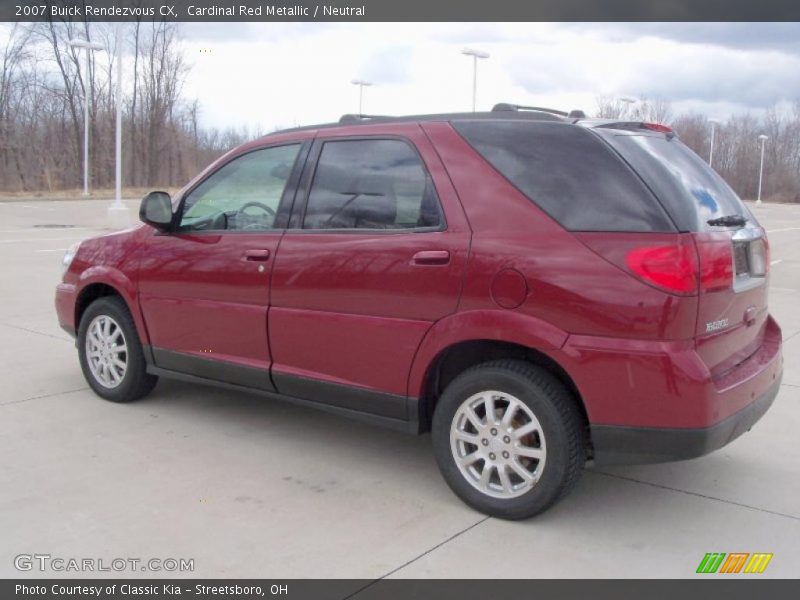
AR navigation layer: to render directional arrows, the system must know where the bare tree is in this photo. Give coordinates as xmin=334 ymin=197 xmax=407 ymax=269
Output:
xmin=595 ymin=95 xmax=628 ymax=119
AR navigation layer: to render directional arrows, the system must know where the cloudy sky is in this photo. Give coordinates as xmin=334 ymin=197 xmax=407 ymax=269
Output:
xmin=176 ymin=22 xmax=800 ymax=132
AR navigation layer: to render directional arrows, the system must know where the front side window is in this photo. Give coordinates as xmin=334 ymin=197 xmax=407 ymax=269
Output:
xmin=179 ymin=144 xmax=301 ymax=231
xmin=302 ymin=139 xmax=442 ymax=230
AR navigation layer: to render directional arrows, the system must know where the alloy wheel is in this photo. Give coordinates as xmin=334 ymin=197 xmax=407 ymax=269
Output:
xmin=85 ymin=315 xmax=128 ymax=389
xmin=450 ymin=390 xmax=547 ymax=499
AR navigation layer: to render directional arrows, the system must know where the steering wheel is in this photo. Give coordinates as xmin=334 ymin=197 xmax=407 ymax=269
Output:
xmin=235 ymin=201 xmax=276 ymax=230
xmin=237 ymin=201 xmax=275 ymax=217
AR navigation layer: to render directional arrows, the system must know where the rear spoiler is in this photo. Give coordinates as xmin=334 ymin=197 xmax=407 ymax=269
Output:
xmin=594 ymin=121 xmax=676 ymax=137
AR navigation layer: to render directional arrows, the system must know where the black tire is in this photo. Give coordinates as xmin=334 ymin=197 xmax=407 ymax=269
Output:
xmin=77 ymin=296 xmax=157 ymax=402
xmin=432 ymin=360 xmax=585 ymax=519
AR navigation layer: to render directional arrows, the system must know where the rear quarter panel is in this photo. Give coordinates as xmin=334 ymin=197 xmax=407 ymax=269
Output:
xmin=421 ymin=121 xmax=698 ymax=341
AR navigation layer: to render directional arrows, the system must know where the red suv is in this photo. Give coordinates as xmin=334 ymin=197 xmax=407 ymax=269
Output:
xmin=56 ymin=104 xmax=783 ymax=519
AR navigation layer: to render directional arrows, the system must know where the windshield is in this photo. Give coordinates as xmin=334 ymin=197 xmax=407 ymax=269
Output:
xmin=602 ymin=133 xmax=756 ymax=232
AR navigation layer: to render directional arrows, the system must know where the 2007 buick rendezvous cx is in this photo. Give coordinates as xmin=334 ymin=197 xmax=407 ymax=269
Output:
xmin=55 ymin=104 xmax=783 ymax=519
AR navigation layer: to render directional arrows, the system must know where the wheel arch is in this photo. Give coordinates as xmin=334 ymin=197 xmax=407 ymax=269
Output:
xmin=417 ymin=339 xmax=588 ymax=434
xmin=75 ymin=267 xmax=148 ymax=344
xmin=408 ymin=311 xmax=589 ymax=438
xmin=75 ymin=282 xmax=121 ymax=330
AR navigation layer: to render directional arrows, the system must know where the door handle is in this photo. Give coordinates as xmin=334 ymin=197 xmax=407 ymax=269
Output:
xmin=412 ymin=250 xmax=450 ymax=266
xmin=242 ymin=249 xmax=271 ymax=261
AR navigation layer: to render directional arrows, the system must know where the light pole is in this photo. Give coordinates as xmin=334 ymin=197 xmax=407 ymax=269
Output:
xmin=69 ymin=38 xmax=105 ymax=196
xmin=708 ymin=118 xmax=721 ymax=167
xmin=618 ymin=97 xmax=636 ymax=119
xmin=461 ymin=48 xmax=490 ymax=112
xmin=757 ymin=134 xmax=769 ymax=206
xmin=108 ymin=24 xmax=130 ymax=227
xmin=351 ymin=79 xmax=372 ymax=114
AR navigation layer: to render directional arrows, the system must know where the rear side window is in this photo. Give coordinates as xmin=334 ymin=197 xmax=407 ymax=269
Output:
xmin=453 ymin=121 xmax=675 ymax=232
xmin=303 ymin=139 xmax=442 ymax=230
xmin=601 ymin=133 xmax=755 ymax=232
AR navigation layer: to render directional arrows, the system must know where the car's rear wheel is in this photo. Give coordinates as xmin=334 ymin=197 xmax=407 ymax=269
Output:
xmin=78 ymin=296 xmax=157 ymax=402
xmin=432 ymin=360 xmax=585 ymax=519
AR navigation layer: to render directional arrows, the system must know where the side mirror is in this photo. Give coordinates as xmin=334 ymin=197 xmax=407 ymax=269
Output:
xmin=139 ymin=191 xmax=173 ymax=231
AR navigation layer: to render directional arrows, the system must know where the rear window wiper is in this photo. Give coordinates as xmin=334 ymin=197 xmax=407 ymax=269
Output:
xmin=707 ymin=214 xmax=748 ymax=227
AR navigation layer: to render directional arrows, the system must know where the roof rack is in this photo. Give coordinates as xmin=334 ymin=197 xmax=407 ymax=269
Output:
xmin=338 ymin=114 xmax=387 ymax=124
xmin=275 ymin=108 xmax=567 ymax=135
xmin=492 ymin=103 xmax=586 ymax=119
xmin=492 ymin=103 xmax=569 ymax=117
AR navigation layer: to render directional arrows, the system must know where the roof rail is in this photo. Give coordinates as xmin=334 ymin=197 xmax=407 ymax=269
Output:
xmin=338 ymin=113 xmax=387 ymax=124
xmin=491 ymin=103 xmax=569 ymax=117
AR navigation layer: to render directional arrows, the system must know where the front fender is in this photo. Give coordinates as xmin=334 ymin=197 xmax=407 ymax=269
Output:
xmin=76 ymin=266 xmax=149 ymax=344
xmin=407 ymin=310 xmax=569 ymax=398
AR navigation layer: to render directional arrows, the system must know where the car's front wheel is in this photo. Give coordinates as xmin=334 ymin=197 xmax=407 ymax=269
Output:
xmin=432 ymin=360 xmax=585 ymax=519
xmin=78 ymin=296 xmax=157 ymax=402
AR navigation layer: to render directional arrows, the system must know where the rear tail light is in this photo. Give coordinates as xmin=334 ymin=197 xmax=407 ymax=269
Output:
xmin=697 ymin=241 xmax=733 ymax=293
xmin=626 ymin=243 xmax=698 ymax=295
xmin=578 ymin=232 xmax=740 ymax=297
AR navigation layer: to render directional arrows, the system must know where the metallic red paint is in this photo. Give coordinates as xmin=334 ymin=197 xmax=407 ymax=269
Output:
xmin=137 ymin=231 xmax=283 ymax=375
xmin=490 ymin=269 xmax=528 ymax=309
xmin=268 ymin=124 xmax=472 ymax=397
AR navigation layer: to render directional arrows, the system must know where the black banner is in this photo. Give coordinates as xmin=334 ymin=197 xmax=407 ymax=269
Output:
xmin=3 ymin=0 xmax=800 ymax=22
xmin=4 ymin=580 xmax=800 ymax=600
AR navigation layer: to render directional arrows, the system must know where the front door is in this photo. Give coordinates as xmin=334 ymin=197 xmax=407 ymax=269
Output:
xmin=137 ymin=142 xmax=304 ymax=390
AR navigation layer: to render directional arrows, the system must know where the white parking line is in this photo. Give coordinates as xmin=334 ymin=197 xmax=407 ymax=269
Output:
xmin=0 ymin=227 xmax=90 ymax=234
xmin=0 ymin=236 xmax=86 ymax=244
xmin=771 ymin=259 xmax=783 ymax=266
xmin=767 ymin=227 xmax=800 ymax=233
xmin=35 ymin=248 xmax=67 ymax=253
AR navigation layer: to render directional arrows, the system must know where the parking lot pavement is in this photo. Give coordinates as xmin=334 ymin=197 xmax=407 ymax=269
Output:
xmin=0 ymin=199 xmax=798 ymax=579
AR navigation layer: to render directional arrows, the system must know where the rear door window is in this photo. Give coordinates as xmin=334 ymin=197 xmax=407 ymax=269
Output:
xmin=302 ymin=139 xmax=443 ymax=230
xmin=452 ymin=120 xmax=675 ymax=232
xmin=600 ymin=132 xmax=755 ymax=232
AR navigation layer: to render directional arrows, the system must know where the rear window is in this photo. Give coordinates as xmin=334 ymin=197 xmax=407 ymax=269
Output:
xmin=452 ymin=120 xmax=675 ymax=232
xmin=600 ymin=132 xmax=755 ymax=232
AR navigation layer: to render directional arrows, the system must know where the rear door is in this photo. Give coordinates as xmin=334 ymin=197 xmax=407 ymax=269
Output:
xmin=602 ymin=131 xmax=770 ymax=378
xmin=268 ymin=125 xmax=471 ymax=419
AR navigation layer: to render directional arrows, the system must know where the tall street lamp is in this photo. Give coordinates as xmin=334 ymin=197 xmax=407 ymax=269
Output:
xmin=708 ymin=118 xmax=721 ymax=167
xmin=757 ymin=134 xmax=769 ymax=206
xmin=108 ymin=24 xmax=130 ymax=227
xmin=351 ymin=79 xmax=372 ymax=114
xmin=69 ymin=38 xmax=105 ymax=196
xmin=618 ymin=97 xmax=636 ymax=119
xmin=462 ymin=48 xmax=490 ymax=112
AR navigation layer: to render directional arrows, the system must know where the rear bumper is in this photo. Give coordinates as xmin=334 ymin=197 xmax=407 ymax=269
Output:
xmin=563 ymin=315 xmax=782 ymax=426
xmin=560 ymin=313 xmax=783 ymax=465
xmin=591 ymin=372 xmax=781 ymax=465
